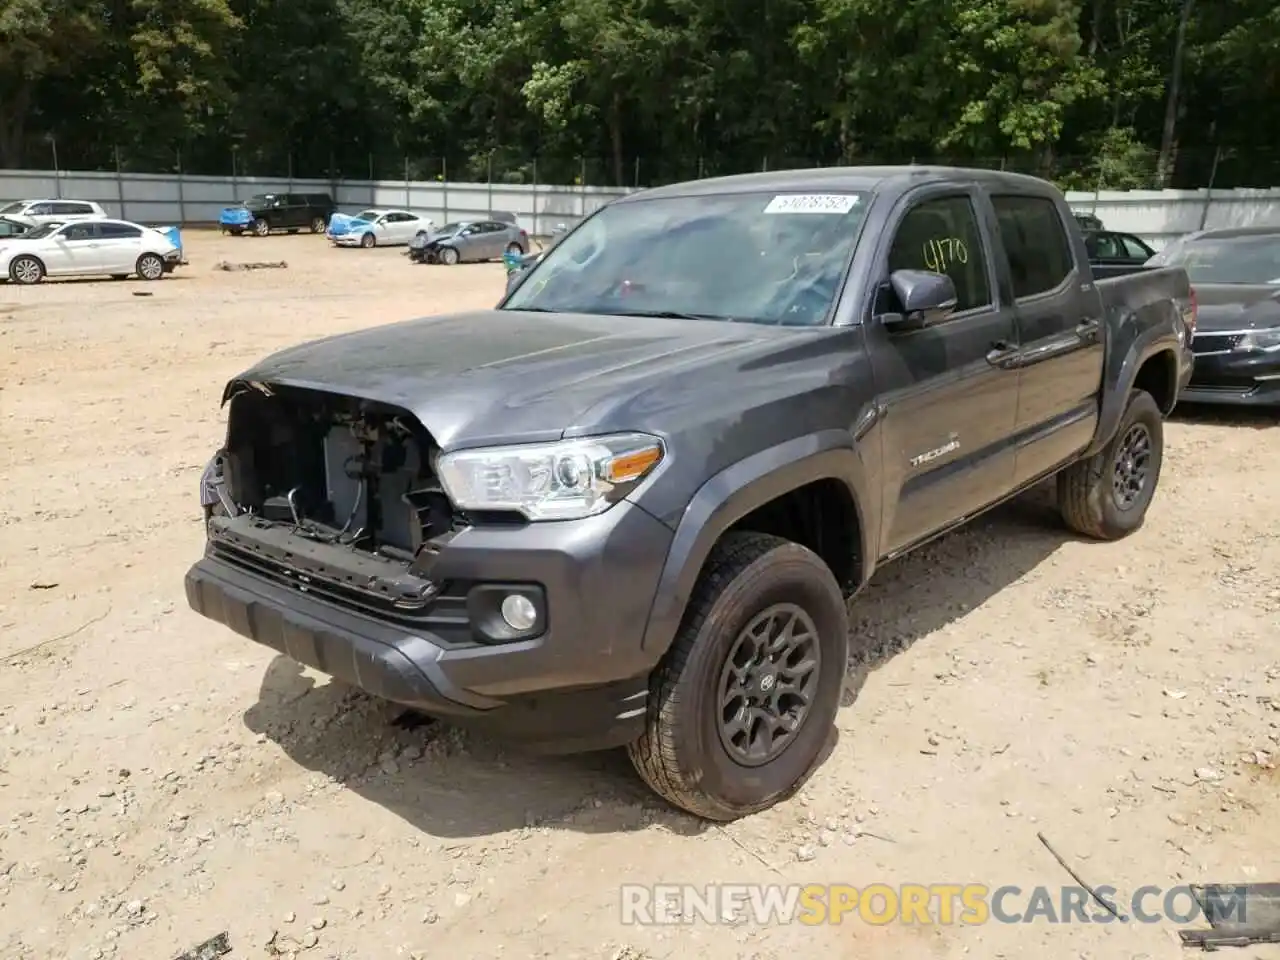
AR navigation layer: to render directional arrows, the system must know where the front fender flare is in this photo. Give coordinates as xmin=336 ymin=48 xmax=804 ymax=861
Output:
xmin=638 ymin=429 xmax=875 ymax=660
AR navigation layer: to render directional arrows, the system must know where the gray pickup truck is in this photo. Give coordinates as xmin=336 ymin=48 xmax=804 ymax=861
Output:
xmin=187 ymin=166 xmax=1195 ymax=821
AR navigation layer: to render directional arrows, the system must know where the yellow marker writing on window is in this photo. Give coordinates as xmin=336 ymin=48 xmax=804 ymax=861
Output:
xmin=922 ymin=237 xmax=969 ymax=273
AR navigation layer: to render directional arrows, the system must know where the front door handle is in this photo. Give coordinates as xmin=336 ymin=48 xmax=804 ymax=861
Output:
xmin=986 ymin=340 xmax=1018 ymax=367
xmin=1075 ymin=317 xmax=1100 ymax=339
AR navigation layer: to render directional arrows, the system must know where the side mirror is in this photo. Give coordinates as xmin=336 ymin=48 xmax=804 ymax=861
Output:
xmin=880 ymin=269 xmax=958 ymax=331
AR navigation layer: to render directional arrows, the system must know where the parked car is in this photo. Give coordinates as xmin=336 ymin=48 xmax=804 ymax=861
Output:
xmin=0 ymin=215 xmax=34 ymax=238
xmin=0 ymin=199 xmax=106 ymax=227
xmin=187 ymin=166 xmax=1193 ymax=821
xmin=326 ymin=209 xmax=433 ymax=248
xmin=1 ymin=218 xmax=182 ymax=284
xmin=1145 ymin=225 xmax=1280 ymax=406
xmin=409 ymin=219 xmax=530 ymax=264
xmin=218 ymin=193 xmax=335 ymax=237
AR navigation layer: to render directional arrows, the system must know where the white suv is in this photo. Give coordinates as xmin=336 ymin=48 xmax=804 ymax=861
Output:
xmin=0 ymin=199 xmax=106 ymax=227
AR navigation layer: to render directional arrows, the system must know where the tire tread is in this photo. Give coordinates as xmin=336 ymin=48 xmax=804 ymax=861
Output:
xmin=628 ymin=531 xmax=803 ymax=821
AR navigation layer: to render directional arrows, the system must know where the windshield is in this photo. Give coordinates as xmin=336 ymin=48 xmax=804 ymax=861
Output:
xmin=356 ymin=210 xmax=380 ymax=221
xmin=20 ymin=223 xmax=59 ymax=240
xmin=0 ymin=201 xmax=26 ymax=215
xmin=435 ymin=222 xmax=464 ymax=234
xmin=1153 ymin=235 xmax=1280 ymax=284
xmin=246 ymin=194 xmax=275 ymax=206
xmin=501 ymin=191 xmax=871 ymax=325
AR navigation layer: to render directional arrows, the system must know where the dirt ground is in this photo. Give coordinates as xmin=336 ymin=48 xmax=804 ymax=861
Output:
xmin=2 ymin=231 xmax=1279 ymax=960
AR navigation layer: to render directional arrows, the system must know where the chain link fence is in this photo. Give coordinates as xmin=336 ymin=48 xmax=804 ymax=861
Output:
xmin=14 ymin=137 xmax=1280 ymax=192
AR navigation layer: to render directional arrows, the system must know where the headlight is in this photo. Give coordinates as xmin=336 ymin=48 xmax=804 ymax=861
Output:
xmin=1236 ymin=327 xmax=1280 ymax=352
xmin=435 ymin=433 xmax=664 ymax=521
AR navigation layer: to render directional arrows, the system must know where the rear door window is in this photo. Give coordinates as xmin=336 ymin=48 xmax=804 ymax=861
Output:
xmin=991 ymin=195 xmax=1075 ymax=299
xmin=99 ymin=222 xmax=142 ymax=239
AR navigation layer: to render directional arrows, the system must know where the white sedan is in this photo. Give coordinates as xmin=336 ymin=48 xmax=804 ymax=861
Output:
xmin=0 ymin=218 xmax=181 ymax=284
xmin=326 ymin=209 xmax=434 ymax=248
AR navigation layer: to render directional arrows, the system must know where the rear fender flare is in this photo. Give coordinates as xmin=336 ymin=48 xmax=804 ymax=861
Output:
xmin=638 ymin=429 xmax=875 ymax=660
xmin=1085 ymin=313 xmax=1177 ymax=457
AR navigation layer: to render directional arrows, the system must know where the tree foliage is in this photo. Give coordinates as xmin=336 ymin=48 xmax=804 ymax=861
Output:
xmin=4 ymin=0 xmax=1278 ymax=187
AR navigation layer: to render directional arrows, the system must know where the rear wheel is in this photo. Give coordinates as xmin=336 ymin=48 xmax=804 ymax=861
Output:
xmin=360 ymin=232 xmax=376 ymax=249
xmin=627 ymin=532 xmax=848 ymax=821
xmin=9 ymin=255 xmax=44 ymax=285
xmin=136 ymin=253 xmax=165 ymax=281
xmin=310 ymin=216 xmax=327 ymax=234
xmin=253 ymin=218 xmax=270 ymax=237
xmin=1057 ymin=389 xmax=1163 ymax=540
xmin=228 ymin=228 xmax=244 ymax=237
xmin=439 ymin=246 xmax=459 ymax=265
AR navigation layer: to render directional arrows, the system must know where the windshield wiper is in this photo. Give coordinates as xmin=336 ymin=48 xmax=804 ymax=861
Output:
xmin=603 ymin=309 xmax=733 ymax=322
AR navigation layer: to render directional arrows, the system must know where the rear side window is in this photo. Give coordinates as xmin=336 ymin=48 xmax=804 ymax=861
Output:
xmin=52 ymin=201 xmax=94 ymax=215
xmin=992 ymin=195 xmax=1074 ymax=299
xmin=887 ymin=195 xmax=991 ymax=312
xmin=99 ymin=222 xmax=142 ymax=239
xmin=1121 ymin=235 xmax=1151 ymax=259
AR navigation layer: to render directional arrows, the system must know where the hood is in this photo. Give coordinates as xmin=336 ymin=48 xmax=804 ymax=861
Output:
xmin=1191 ymin=284 xmax=1280 ymax=332
xmin=223 ymin=310 xmax=817 ymax=449
xmin=327 ymin=212 xmax=372 ymax=235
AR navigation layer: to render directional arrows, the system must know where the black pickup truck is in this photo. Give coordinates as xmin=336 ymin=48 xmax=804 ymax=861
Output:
xmin=187 ymin=166 xmax=1195 ymax=821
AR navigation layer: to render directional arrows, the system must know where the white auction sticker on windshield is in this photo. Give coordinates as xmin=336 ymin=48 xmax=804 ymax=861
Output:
xmin=763 ymin=194 xmax=860 ymax=215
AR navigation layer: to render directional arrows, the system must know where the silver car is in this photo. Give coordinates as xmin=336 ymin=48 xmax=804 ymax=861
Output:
xmin=413 ymin=219 xmax=530 ymax=265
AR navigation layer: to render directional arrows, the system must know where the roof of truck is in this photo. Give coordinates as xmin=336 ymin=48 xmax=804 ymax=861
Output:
xmin=624 ymin=165 xmax=1056 ymax=203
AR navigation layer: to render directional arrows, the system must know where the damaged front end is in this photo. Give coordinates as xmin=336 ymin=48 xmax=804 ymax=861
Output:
xmin=199 ymin=381 xmax=464 ymax=622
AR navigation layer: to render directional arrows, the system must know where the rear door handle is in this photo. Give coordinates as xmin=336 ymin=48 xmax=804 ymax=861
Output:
xmin=986 ymin=340 xmax=1018 ymax=367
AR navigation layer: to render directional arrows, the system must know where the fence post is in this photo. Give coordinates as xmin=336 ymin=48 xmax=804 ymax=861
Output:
xmin=368 ymin=153 xmax=374 ymax=182
xmin=49 ymin=136 xmax=61 ymax=198
xmin=114 ymin=145 xmax=127 ymax=221
xmin=287 ymin=151 xmax=294 ymax=192
xmin=531 ymin=159 xmax=538 ymax=238
xmin=698 ymin=156 xmax=705 ymax=179
xmin=441 ymin=158 xmax=449 ymax=224
xmin=176 ymin=148 xmax=186 ymax=225
xmin=1199 ymin=145 xmax=1222 ymax=230
xmin=634 ymin=156 xmax=640 ymax=188
xmin=231 ymin=146 xmax=239 ymax=202
xmin=762 ymin=156 xmax=768 ymax=172
xmin=579 ymin=157 xmax=586 ymax=219
xmin=487 ymin=153 xmax=494 ymax=213
xmin=404 ymin=155 xmax=410 ymax=209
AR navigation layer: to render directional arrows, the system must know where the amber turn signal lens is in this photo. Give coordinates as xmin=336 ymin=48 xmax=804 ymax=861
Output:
xmin=604 ymin=444 xmax=663 ymax=484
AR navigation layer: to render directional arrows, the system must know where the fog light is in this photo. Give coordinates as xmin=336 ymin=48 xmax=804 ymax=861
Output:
xmin=500 ymin=594 xmax=538 ymax=631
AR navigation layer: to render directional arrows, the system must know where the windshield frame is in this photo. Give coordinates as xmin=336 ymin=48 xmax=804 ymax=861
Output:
xmin=497 ymin=189 xmax=873 ymax=327
xmin=0 ymin=201 xmax=27 ymax=215
xmin=355 ymin=210 xmax=382 ymax=222
xmin=1152 ymin=233 xmax=1280 ymax=285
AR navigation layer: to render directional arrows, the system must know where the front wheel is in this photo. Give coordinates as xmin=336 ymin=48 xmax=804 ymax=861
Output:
xmin=136 ymin=253 xmax=165 ymax=281
xmin=439 ymin=246 xmax=459 ymax=265
xmin=228 ymin=228 xmax=244 ymax=237
xmin=253 ymin=219 xmax=270 ymax=237
xmin=1057 ymin=388 xmax=1164 ymax=540
xmin=627 ymin=532 xmax=848 ymax=821
xmin=9 ymin=255 xmax=45 ymax=285
xmin=360 ymin=232 xmax=376 ymax=249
